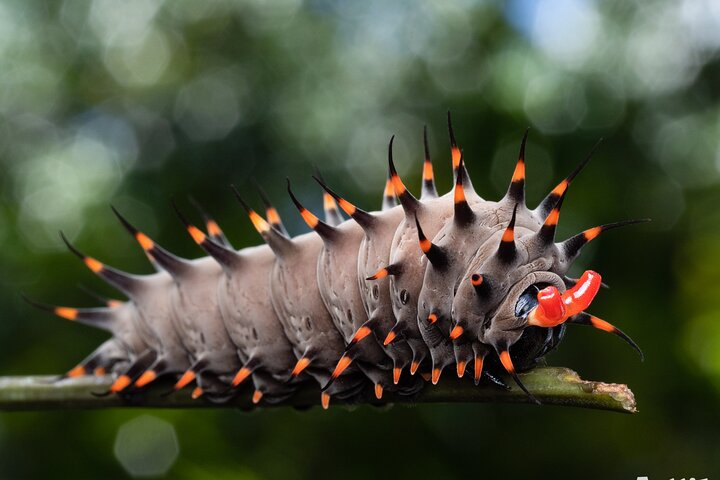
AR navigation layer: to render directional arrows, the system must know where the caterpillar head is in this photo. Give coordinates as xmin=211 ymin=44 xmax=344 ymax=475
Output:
xmin=452 ymin=193 xmax=646 ymax=385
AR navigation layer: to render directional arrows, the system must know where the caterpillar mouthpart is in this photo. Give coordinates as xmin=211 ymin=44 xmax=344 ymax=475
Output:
xmin=526 ymin=270 xmax=602 ymax=328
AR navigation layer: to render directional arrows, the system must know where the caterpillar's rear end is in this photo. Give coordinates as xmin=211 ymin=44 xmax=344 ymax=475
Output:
xmin=25 ymin=113 xmax=646 ymax=409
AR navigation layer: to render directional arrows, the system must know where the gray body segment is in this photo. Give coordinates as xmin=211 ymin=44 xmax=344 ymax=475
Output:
xmin=416 ymin=197 xmax=496 ymax=378
xmin=388 ymin=193 xmax=453 ymax=370
xmin=316 ymin=219 xmax=393 ymax=389
xmin=268 ymin=232 xmax=366 ymax=398
xmin=167 ymin=257 xmax=241 ymax=390
xmin=355 ymin=205 xmax=419 ymax=386
xmin=216 ymin=244 xmax=298 ymax=402
xmin=110 ymin=303 xmax=149 ymax=359
xmin=130 ymin=272 xmax=191 ymax=375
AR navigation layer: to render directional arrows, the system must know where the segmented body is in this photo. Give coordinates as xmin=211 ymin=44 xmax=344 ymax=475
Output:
xmin=30 ymin=114 xmax=644 ymax=408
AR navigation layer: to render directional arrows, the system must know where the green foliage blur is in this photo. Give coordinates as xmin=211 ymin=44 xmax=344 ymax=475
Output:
xmin=1 ymin=0 xmax=719 ymax=478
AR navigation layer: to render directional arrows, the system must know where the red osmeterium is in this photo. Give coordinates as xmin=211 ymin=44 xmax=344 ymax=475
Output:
xmin=527 ymin=270 xmax=602 ymax=328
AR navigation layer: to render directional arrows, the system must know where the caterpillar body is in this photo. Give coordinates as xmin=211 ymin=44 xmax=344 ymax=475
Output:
xmin=28 ymin=114 xmax=645 ymax=408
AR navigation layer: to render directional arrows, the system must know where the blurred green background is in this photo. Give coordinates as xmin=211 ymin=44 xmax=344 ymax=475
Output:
xmin=1 ymin=0 xmax=719 ymax=478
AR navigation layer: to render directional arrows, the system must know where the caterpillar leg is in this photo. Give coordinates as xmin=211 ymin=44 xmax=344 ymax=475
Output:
xmin=173 ymin=357 xmax=209 ymax=391
xmin=495 ymin=344 xmax=540 ymax=405
xmin=133 ymin=358 xmax=170 ymax=389
xmin=99 ymin=349 xmax=157 ymax=396
xmin=58 ymin=339 xmax=129 ymax=382
xmin=251 ymin=372 xmax=297 ymax=405
xmin=196 ymin=371 xmax=235 ymax=404
xmin=453 ymin=341 xmax=474 ymax=379
xmin=230 ymin=357 xmax=259 ymax=388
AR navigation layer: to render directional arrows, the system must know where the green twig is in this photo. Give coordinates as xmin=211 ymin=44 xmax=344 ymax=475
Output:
xmin=0 ymin=367 xmax=636 ymax=413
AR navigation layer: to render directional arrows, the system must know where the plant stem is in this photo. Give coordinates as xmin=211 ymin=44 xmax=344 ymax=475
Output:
xmin=0 ymin=367 xmax=636 ymax=413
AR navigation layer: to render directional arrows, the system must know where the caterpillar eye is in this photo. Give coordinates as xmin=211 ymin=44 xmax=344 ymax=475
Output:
xmin=372 ymin=284 xmax=379 ymax=300
xmin=400 ymin=289 xmax=410 ymax=305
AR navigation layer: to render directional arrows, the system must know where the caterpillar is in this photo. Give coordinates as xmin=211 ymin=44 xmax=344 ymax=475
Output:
xmin=25 ymin=113 xmax=646 ymax=409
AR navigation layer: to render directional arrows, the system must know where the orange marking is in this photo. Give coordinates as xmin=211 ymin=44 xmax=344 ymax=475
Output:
xmin=449 ymin=325 xmax=464 ymax=341
xmin=454 ymin=181 xmax=466 ymax=205
xmin=191 ymin=386 xmax=204 ymax=399
xmin=134 ymin=370 xmax=157 ymax=388
xmin=474 ymin=355 xmax=484 ymax=383
xmin=427 ymin=313 xmax=438 ymax=324
xmin=55 ymin=307 xmax=78 ymax=321
xmin=383 ymin=178 xmax=394 ymax=198
xmin=266 ymin=207 xmax=281 ymax=226
xmin=291 ymin=357 xmax=311 ymax=377
xmin=337 ymin=198 xmax=356 ymax=216
xmin=431 ymin=368 xmax=441 ymax=385
xmin=457 ymin=360 xmax=467 ymax=378
xmin=207 ymin=220 xmax=222 ymax=237
xmin=321 ymin=392 xmax=331 ymax=410
xmin=110 ymin=374 xmax=132 ymax=393
xmin=423 ymin=160 xmax=434 ymax=181
xmin=67 ymin=365 xmax=86 ymax=378
xmin=393 ymin=367 xmax=402 ymax=385
xmin=94 ymin=367 xmax=106 ymax=377
xmin=584 ymin=226 xmax=603 ymax=242
xmin=323 ymin=193 xmax=337 ymax=212
xmin=471 ymin=274 xmax=483 ymax=287
xmin=410 ymin=361 xmax=420 ymax=375
xmin=499 ymin=351 xmax=515 ymax=374
xmin=374 ymin=383 xmax=383 ymax=400
xmin=502 ymin=226 xmax=515 ymax=243
xmin=511 ymin=160 xmax=526 ymax=183
xmin=231 ymin=367 xmax=252 ymax=387
xmin=383 ymin=330 xmax=397 ymax=346
xmin=248 ymin=210 xmax=270 ymax=233
xmin=451 ymin=146 xmax=461 ymax=170
xmin=351 ymin=326 xmax=372 ymax=344
xmin=421 ymin=372 xmax=431 ymax=382
xmin=419 ymin=237 xmax=432 ymax=254
xmin=368 ymin=267 xmax=388 ymax=281
xmin=84 ymin=257 xmax=103 ymax=273
xmin=391 ymin=173 xmax=406 ymax=196
xmin=107 ymin=299 xmax=123 ymax=309
xmin=252 ymin=389 xmax=264 ymax=404
xmin=135 ymin=232 xmax=154 ymax=252
xmin=187 ymin=225 xmax=206 ymax=245
xmin=544 ymin=208 xmax=560 ymax=227
xmin=299 ymin=208 xmax=319 ymax=229
xmin=330 ymin=355 xmax=352 ymax=379
xmin=590 ymin=316 xmax=615 ymax=333
xmin=551 ymin=179 xmax=569 ymax=196
xmin=174 ymin=369 xmax=196 ymax=390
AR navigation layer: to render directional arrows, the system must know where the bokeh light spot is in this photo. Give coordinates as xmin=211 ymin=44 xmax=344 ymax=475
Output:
xmin=114 ymin=415 xmax=179 ymax=478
